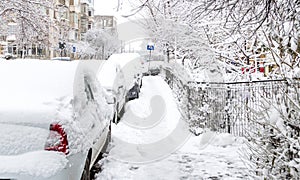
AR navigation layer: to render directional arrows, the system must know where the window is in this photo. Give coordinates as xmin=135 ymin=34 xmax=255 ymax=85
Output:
xmin=70 ymin=0 xmax=74 ymax=5
xmin=84 ymin=78 xmax=94 ymax=102
xmin=88 ymin=10 xmax=92 ymax=16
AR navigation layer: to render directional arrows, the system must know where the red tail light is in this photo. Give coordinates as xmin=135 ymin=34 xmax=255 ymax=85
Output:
xmin=45 ymin=123 xmax=69 ymax=155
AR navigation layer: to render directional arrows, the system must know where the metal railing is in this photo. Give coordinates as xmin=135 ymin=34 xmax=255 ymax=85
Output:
xmin=164 ymin=67 xmax=300 ymax=137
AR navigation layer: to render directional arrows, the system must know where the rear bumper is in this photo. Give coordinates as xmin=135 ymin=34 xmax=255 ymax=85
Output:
xmin=0 ymin=169 xmax=69 ymax=180
xmin=0 ymin=151 xmax=87 ymax=180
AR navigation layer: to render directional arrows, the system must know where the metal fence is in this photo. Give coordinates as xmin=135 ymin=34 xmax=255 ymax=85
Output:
xmin=164 ymin=67 xmax=300 ymax=137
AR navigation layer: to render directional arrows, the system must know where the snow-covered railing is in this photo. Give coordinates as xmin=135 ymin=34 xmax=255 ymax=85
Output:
xmin=187 ymin=80 xmax=290 ymax=136
xmin=163 ymin=66 xmax=300 ymax=137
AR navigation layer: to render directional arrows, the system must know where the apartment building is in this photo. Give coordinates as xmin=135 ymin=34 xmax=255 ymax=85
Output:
xmin=94 ymin=15 xmax=117 ymax=29
xmin=0 ymin=0 xmax=95 ymax=59
xmin=49 ymin=0 xmax=95 ymax=58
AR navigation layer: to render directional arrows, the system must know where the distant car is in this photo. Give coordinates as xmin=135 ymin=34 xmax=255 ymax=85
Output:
xmin=4 ymin=53 xmax=13 ymax=60
xmin=0 ymin=60 xmax=112 ymax=180
xmin=126 ymin=82 xmax=140 ymax=101
xmin=148 ymin=68 xmax=161 ymax=76
xmin=51 ymin=57 xmax=71 ymax=61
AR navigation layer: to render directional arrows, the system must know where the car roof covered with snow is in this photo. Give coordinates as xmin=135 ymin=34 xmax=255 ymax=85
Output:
xmin=107 ymin=53 xmax=141 ymax=68
xmin=0 ymin=60 xmax=79 ymax=105
xmin=97 ymin=53 xmax=142 ymax=89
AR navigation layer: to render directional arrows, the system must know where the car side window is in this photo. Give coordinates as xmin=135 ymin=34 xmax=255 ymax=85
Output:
xmin=84 ymin=77 xmax=94 ymax=102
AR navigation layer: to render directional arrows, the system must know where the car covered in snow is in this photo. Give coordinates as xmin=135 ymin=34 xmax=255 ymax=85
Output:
xmin=97 ymin=53 xmax=143 ymax=123
xmin=0 ymin=60 xmax=113 ymax=180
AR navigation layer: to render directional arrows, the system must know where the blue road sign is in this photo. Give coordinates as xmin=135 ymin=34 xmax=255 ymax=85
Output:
xmin=72 ymin=46 xmax=76 ymax=53
xmin=147 ymin=45 xmax=154 ymax=51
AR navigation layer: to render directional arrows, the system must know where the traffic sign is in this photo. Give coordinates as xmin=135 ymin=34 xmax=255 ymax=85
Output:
xmin=147 ymin=45 xmax=154 ymax=51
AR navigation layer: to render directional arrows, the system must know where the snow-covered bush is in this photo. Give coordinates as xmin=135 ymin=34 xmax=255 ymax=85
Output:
xmin=241 ymin=81 xmax=300 ymax=179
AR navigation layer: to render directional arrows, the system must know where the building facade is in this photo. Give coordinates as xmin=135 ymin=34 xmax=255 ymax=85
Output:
xmin=0 ymin=0 xmax=95 ymax=59
xmin=94 ymin=15 xmax=117 ymax=29
xmin=49 ymin=0 xmax=95 ymax=58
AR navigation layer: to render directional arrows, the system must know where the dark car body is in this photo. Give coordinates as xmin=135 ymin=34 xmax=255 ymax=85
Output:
xmin=126 ymin=82 xmax=140 ymax=101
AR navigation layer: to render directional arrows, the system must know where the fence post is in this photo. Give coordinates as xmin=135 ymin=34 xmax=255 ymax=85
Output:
xmin=226 ymin=85 xmax=231 ymax=134
xmin=186 ymin=83 xmax=191 ymax=121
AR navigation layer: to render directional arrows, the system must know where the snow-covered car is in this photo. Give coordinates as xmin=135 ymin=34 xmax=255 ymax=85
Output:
xmin=148 ymin=68 xmax=161 ymax=76
xmin=97 ymin=53 xmax=143 ymax=123
xmin=0 ymin=60 xmax=112 ymax=180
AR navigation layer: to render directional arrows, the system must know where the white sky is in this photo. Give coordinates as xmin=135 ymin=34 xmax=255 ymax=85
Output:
xmin=94 ymin=0 xmax=118 ymax=16
xmin=94 ymin=0 xmax=148 ymax=49
xmin=94 ymin=0 xmax=133 ymax=24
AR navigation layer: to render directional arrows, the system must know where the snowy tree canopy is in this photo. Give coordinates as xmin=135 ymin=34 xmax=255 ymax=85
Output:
xmin=0 ymin=0 xmax=52 ymax=45
xmin=120 ymin=0 xmax=299 ymax=80
xmin=84 ymin=28 xmax=120 ymax=59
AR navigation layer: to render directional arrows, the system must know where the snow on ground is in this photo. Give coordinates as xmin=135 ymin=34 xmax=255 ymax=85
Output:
xmin=96 ymin=76 xmax=248 ymax=180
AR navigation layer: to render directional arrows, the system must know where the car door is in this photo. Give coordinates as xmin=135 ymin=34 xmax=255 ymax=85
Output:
xmin=79 ymin=76 xmax=105 ymax=163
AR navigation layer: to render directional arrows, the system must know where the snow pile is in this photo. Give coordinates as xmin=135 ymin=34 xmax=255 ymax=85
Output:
xmin=96 ymin=76 xmax=247 ymax=179
xmin=97 ymin=131 xmax=247 ymax=180
xmin=104 ymin=76 xmax=190 ymax=163
xmin=112 ymin=76 xmax=181 ymax=144
xmin=0 ymin=151 xmax=68 ymax=178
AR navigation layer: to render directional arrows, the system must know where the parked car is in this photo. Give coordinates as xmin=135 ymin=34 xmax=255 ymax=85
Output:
xmin=126 ymin=82 xmax=140 ymax=101
xmin=149 ymin=67 xmax=161 ymax=76
xmin=0 ymin=60 xmax=112 ymax=180
xmin=97 ymin=61 xmax=127 ymax=123
xmin=97 ymin=53 xmax=143 ymax=123
xmin=4 ymin=53 xmax=13 ymax=60
xmin=126 ymin=73 xmax=143 ymax=101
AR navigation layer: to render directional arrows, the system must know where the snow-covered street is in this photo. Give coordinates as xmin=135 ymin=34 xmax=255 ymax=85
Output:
xmin=96 ymin=76 xmax=248 ymax=180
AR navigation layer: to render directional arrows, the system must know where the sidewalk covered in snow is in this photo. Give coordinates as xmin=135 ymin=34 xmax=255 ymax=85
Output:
xmin=96 ymin=76 xmax=248 ymax=180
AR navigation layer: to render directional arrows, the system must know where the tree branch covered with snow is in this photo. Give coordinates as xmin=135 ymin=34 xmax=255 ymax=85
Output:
xmin=0 ymin=0 xmax=53 ymax=46
xmin=84 ymin=28 xmax=120 ymax=59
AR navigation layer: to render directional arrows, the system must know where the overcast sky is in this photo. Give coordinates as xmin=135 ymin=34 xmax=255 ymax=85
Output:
xmin=94 ymin=0 xmax=118 ymax=15
xmin=94 ymin=0 xmax=148 ymax=46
